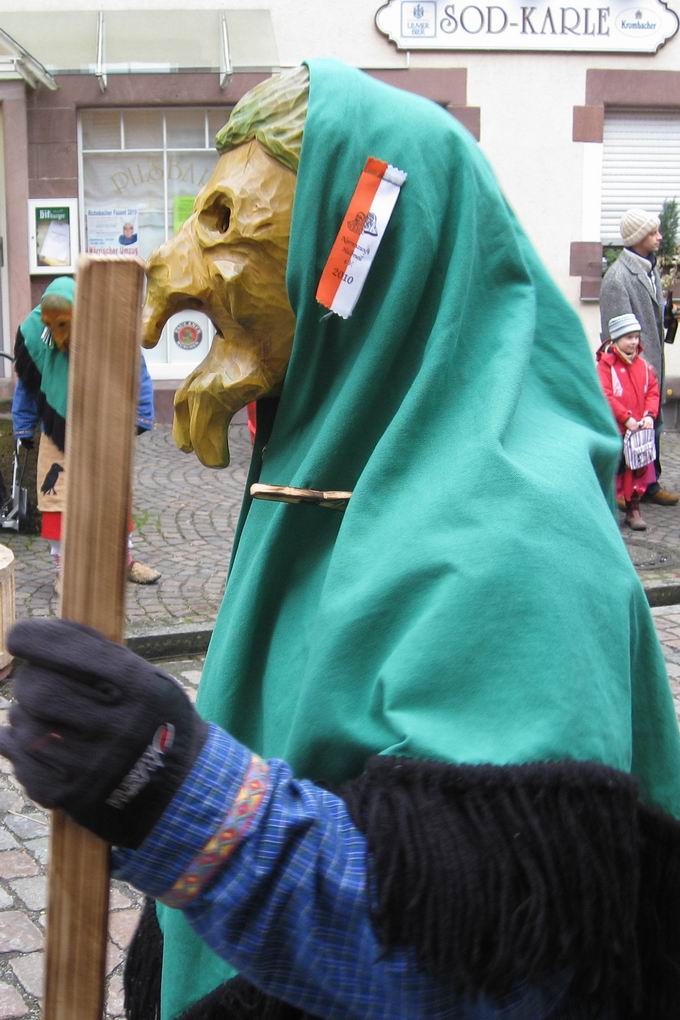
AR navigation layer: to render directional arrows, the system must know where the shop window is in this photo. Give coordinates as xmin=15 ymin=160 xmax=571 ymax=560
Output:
xmin=165 ymin=109 xmax=207 ymax=149
xmin=123 ymin=110 xmax=163 ymax=150
xmin=79 ymin=107 xmax=230 ymax=260
xmin=81 ymin=109 xmax=121 ymax=151
xmin=79 ymin=106 xmax=230 ymax=376
xmin=207 ymin=109 xmax=229 ymax=146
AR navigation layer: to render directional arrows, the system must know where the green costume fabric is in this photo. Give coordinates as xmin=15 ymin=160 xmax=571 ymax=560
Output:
xmin=18 ymin=276 xmax=72 ymax=420
xmin=158 ymin=61 xmax=680 ymax=1018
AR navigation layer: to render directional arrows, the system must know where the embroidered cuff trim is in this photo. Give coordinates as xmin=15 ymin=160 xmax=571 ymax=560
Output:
xmin=160 ymin=753 xmax=269 ymax=908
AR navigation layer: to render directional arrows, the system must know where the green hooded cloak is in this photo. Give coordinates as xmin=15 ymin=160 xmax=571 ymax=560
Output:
xmin=15 ymin=276 xmax=73 ymax=449
xmin=155 ymin=61 xmax=680 ymax=1019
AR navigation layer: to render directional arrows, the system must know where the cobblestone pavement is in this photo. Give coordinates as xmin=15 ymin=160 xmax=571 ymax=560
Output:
xmin=653 ymin=606 xmax=680 ymax=719
xmin=3 ymin=424 xmax=252 ymax=635
xmin=4 ymin=423 xmax=680 ymax=633
xmin=619 ymin=428 xmax=680 ymax=595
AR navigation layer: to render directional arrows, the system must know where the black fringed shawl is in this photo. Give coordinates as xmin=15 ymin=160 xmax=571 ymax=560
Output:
xmin=124 ymin=756 xmax=680 ymax=1020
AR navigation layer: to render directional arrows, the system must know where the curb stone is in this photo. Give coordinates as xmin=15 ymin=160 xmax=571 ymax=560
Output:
xmin=126 ymin=624 xmax=212 ymax=660
xmin=644 ymin=582 xmax=680 ymax=608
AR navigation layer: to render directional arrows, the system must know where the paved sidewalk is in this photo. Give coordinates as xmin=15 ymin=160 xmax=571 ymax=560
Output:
xmin=3 ymin=423 xmax=680 ymax=643
xmin=0 ymin=655 xmax=204 ymax=1020
xmin=653 ymin=605 xmax=680 ymax=715
xmin=619 ymin=428 xmax=680 ymax=603
xmin=5 ymin=423 xmax=680 ymax=639
xmin=4 ymin=423 xmax=253 ymax=640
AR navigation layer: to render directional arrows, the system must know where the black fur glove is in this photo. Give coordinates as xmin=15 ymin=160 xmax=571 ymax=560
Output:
xmin=0 ymin=619 xmax=208 ymax=848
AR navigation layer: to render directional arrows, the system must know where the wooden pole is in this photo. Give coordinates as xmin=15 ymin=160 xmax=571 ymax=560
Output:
xmin=44 ymin=256 xmax=145 ymax=1020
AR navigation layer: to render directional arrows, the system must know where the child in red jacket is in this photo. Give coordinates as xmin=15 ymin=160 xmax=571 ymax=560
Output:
xmin=597 ymin=313 xmax=660 ymax=531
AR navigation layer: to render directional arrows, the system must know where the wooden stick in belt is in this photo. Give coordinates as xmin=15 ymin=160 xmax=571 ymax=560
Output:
xmin=44 ymin=256 xmax=145 ymax=1020
xmin=250 ymin=483 xmax=352 ymax=510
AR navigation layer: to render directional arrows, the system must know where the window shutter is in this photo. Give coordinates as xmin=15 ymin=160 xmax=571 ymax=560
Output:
xmin=601 ymin=108 xmax=680 ymax=244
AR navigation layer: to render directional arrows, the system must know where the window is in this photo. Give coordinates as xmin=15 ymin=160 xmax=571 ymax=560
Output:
xmin=601 ymin=108 xmax=680 ymax=244
xmin=78 ymin=106 xmax=230 ymax=377
xmin=79 ymin=107 xmax=229 ymax=260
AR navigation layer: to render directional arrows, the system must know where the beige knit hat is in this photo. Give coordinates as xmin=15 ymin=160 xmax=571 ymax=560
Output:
xmin=620 ymin=208 xmax=660 ymax=247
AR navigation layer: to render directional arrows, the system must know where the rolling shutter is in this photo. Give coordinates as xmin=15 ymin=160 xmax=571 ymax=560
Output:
xmin=601 ymin=107 xmax=680 ymax=244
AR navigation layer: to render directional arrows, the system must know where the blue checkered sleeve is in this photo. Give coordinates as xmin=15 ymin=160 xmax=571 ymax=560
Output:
xmin=113 ymin=725 xmax=568 ymax=1019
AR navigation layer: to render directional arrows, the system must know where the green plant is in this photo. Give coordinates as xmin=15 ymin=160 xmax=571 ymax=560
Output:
xmin=659 ymin=198 xmax=679 ymax=267
xmin=602 ymin=245 xmax=621 ymax=274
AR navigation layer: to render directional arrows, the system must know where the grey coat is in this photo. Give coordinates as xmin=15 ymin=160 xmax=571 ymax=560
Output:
xmin=599 ymin=249 xmax=664 ymax=386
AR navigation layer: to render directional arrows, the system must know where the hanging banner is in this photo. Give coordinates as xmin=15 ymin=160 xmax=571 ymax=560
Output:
xmin=375 ymin=0 xmax=679 ymax=52
xmin=85 ymin=206 xmax=140 ymax=256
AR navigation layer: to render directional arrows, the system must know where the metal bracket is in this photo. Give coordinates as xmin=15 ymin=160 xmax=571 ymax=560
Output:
xmin=219 ymin=13 xmax=233 ymax=90
xmin=95 ymin=11 xmax=107 ymax=93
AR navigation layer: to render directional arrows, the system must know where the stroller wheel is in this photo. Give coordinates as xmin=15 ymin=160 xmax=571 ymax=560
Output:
xmin=16 ymin=488 xmax=29 ymax=531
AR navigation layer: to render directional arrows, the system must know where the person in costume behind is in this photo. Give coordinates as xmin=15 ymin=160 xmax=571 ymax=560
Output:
xmin=3 ymin=63 xmax=680 ymax=1020
xmin=596 ymin=313 xmax=660 ymax=532
xmin=12 ymin=277 xmax=161 ymax=587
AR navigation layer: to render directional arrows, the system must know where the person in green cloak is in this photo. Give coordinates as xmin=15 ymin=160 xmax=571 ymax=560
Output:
xmin=12 ymin=277 xmax=161 ymax=587
xmin=2 ymin=62 xmax=680 ymax=1020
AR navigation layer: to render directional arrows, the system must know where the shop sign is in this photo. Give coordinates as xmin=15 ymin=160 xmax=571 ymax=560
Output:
xmin=376 ymin=0 xmax=678 ymax=51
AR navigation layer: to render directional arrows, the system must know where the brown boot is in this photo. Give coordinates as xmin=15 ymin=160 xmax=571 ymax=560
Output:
xmin=643 ymin=487 xmax=679 ymax=506
xmin=624 ymin=497 xmax=647 ymax=531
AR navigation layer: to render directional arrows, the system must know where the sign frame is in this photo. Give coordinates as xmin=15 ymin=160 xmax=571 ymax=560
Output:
xmin=375 ymin=0 xmax=680 ymax=54
xmin=27 ymin=198 xmax=79 ymax=276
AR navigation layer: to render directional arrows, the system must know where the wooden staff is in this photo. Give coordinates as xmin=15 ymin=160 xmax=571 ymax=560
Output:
xmin=44 ymin=256 xmax=145 ymax=1020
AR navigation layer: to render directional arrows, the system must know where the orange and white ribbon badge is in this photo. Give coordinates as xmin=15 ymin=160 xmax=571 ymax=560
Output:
xmin=316 ymin=157 xmax=407 ymax=320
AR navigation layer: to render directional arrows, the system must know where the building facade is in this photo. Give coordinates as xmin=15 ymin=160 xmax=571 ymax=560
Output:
xmin=1 ymin=0 xmax=679 ymax=400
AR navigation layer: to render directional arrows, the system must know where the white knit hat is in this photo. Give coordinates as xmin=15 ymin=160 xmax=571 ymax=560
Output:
xmin=609 ymin=313 xmax=641 ymax=340
xmin=620 ymin=208 xmax=660 ymax=247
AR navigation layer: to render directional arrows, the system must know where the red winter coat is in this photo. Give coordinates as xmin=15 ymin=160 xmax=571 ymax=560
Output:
xmin=596 ymin=346 xmax=660 ymax=437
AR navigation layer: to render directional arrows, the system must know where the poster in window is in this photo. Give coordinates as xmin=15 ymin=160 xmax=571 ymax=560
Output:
xmin=173 ymin=195 xmax=195 ymax=235
xmin=27 ymin=199 xmax=79 ymax=275
xmin=86 ymin=205 xmax=140 ymax=257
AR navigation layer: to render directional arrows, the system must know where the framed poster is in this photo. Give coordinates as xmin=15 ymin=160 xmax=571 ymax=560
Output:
xmin=85 ymin=205 xmax=141 ymax=257
xmin=27 ymin=199 xmax=79 ymax=275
